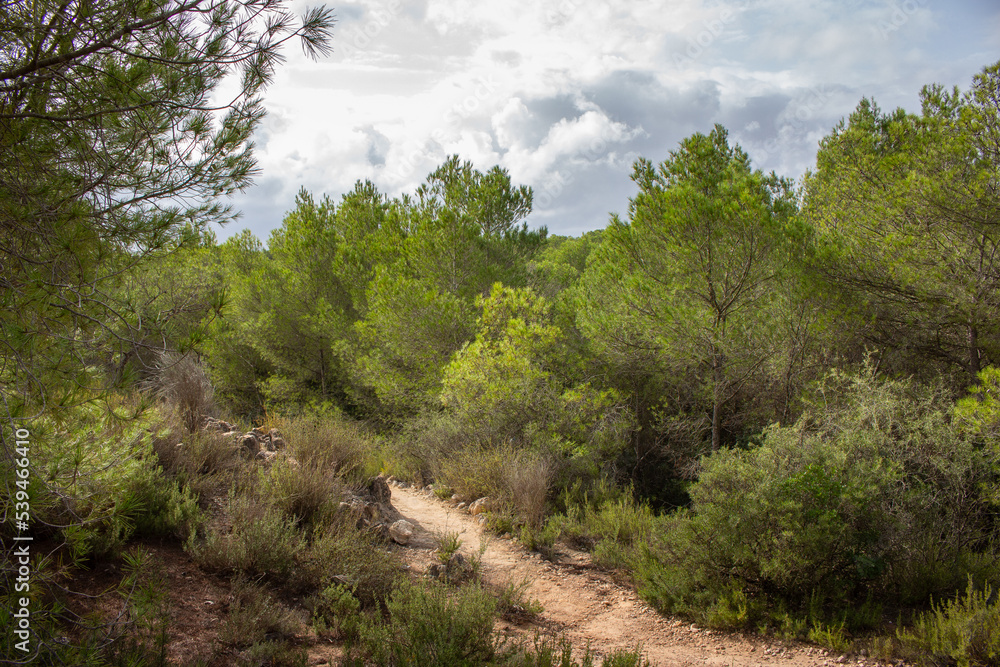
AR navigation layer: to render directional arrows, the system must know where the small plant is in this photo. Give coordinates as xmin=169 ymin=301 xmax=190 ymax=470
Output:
xmin=291 ymin=517 xmax=402 ymax=604
xmin=190 ymin=489 xmax=302 ymax=580
xmin=353 ymin=581 xmax=500 ymax=667
xmin=218 ymin=578 xmax=301 ymax=649
xmin=434 ymin=484 xmax=456 ymax=500
xmin=435 ymin=529 xmax=464 ymax=563
xmin=808 ymin=619 xmax=852 ymax=653
xmin=504 ymin=635 xmax=651 ymax=667
xmin=152 ymin=351 xmax=215 ymax=433
xmin=491 ymin=577 xmax=544 ymax=621
xmin=261 ymin=457 xmax=341 ymax=527
xmin=310 ymin=582 xmax=361 ymax=640
xmin=898 ymin=579 xmax=1000 ymax=667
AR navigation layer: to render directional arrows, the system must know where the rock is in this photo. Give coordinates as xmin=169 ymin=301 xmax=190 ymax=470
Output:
xmin=240 ymin=433 xmax=260 ymax=457
xmin=369 ymin=475 xmax=391 ymax=504
xmin=457 ymin=502 xmax=467 ymax=510
xmin=389 ymin=519 xmax=414 ymax=545
xmin=204 ymin=418 xmax=233 ymax=432
xmin=469 ymin=497 xmax=491 ymax=516
xmin=256 ymin=450 xmax=279 ymax=466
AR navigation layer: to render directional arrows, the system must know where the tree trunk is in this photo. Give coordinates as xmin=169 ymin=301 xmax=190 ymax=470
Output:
xmin=969 ymin=324 xmax=982 ymax=383
xmin=712 ymin=353 xmax=723 ymax=452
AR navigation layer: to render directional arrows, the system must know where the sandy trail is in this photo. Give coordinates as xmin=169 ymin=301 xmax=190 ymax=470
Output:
xmin=389 ymin=483 xmax=856 ymax=667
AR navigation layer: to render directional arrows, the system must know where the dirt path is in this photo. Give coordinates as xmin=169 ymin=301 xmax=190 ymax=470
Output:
xmin=389 ymin=483 xmax=865 ymax=667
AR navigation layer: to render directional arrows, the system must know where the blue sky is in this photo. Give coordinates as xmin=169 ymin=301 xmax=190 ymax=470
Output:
xmin=218 ymin=0 xmax=1000 ymax=242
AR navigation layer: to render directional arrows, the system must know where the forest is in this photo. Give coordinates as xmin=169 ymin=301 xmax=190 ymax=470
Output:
xmin=3 ymin=0 xmax=1000 ymax=662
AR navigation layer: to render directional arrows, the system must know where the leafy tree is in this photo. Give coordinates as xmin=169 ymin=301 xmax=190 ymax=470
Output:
xmin=803 ymin=61 xmax=1000 ymax=385
xmin=351 ymin=157 xmax=546 ymax=418
xmin=580 ymin=125 xmax=798 ymax=452
xmin=0 ymin=0 xmax=333 ymax=418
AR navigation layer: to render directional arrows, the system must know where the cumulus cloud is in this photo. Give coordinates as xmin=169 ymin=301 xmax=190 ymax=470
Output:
xmin=223 ymin=0 xmax=1000 ymax=242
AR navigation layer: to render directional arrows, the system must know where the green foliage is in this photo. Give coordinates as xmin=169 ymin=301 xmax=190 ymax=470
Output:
xmin=804 ymin=62 xmax=1000 ymax=386
xmin=490 ymin=577 xmax=544 ymax=621
xmin=635 ymin=368 xmax=1000 ymax=634
xmin=191 ymin=488 xmax=303 ymax=580
xmin=353 ymin=582 xmax=500 ymax=666
xmin=260 ymin=457 xmax=342 ymax=528
xmin=549 ymin=490 xmax=657 ymax=571
xmin=291 ymin=517 xmax=403 ymax=605
xmin=504 ymin=635 xmax=650 ymax=667
xmin=579 ymin=124 xmax=799 ymax=452
xmin=131 ymin=478 xmax=205 ymax=542
xmin=956 ymin=366 xmax=1000 ymax=446
xmin=311 ymin=582 xmax=362 ymax=640
xmin=899 ymin=579 xmax=1000 ymax=667
xmin=436 ymin=530 xmax=464 ymax=563
xmin=0 ymin=0 xmax=333 ymax=428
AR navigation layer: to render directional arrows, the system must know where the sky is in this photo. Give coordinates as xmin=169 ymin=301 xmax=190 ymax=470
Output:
xmin=218 ymin=0 xmax=1000 ymax=242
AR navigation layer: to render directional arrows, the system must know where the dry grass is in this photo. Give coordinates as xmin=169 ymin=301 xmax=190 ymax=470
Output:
xmin=151 ymin=352 xmax=215 ymax=433
xmin=440 ymin=443 xmax=552 ymax=528
xmin=273 ymin=415 xmax=375 ymax=483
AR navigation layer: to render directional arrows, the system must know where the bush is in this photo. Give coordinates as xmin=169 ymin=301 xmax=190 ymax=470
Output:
xmin=504 ymin=635 xmax=651 ymax=667
xmin=276 ymin=415 xmax=378 ymax=484
xmin=899 ymin=579 xmax=1000 ymax=667
xmin=636 ymin=369 xmax=1000 ymax=633
xmin=151 ymin=410 xmax=239 ymax=500
xmin=489 ymin=577 xmax=544 ymax=621
xmin=440 ymin=442 xmax=553 ymax=528
xmin=131 ymin=478 xmax=204 ymax=541
xmin=261 ymin=457 xmax=342 ymax=527
xmin=353 ymin=582 xmax=500 ymax=666
xmin=191 ymin=489 xmax=302 ymax=580
xmin=218 ymin=578 xmax=301 ymax=648
xmin=151 ymin=352 xmax=215 ymax=433
xmin=549 ymin=488 xmax=656 ymax=571
xmin=310 ymin=582 xmax=362 ymax=640
xmin=2 ymin=400 xmax=165 ymax=560
xmin=291 ymin=517 xmax=402 ymax=604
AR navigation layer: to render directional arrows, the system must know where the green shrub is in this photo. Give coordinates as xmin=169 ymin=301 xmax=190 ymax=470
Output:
xmin=636 ymin=369 xmax=1000 ymax=634
xmin=276 ymin=415 xmax=378 ymax=483
xmin=191 ymin=489 xmax=302 ymax=579
xmin=490 ymin=577 xmax=544 ymax=621
xmin=131 ymin=477 xmax=204 ymax=541
xmin=899 ymin=579 xmax=1000 ymax=667
xmin=260 ymin=457 xmax=342 ymax=527
xmin=310 ymin=582 xmax=362 ymax=640
xmin=353 ymin=581 xmax=500 ymax=666
xmin=504 ymin=635 xmax=650 ymax=667
xmin=440 ymin=442 xmax=553 ymax=529
xmin=291 ymin=517 xmax=402 ymax=604
xmin=549 ymin=490 xmax=656 ymax=571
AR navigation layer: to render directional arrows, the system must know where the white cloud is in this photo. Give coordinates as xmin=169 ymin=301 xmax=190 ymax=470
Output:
xmin=222 ymin=0 xmax=1000 ymax=242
